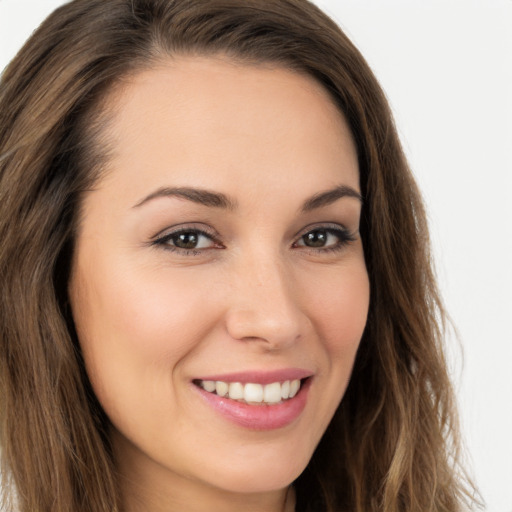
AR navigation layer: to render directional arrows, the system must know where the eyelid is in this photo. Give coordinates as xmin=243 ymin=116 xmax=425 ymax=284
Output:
xmin=293 ymin=222 xmax=352 ymax=239
xmin=150 ymin=223 xmax=218 ymax=242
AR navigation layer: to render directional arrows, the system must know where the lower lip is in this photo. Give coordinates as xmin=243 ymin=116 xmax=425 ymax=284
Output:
xmin=194 ymin=379 xmax=311 ymax=430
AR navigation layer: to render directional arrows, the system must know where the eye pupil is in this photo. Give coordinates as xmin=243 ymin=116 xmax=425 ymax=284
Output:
xmin=304 ymin=230 xmax=328 ymax=247
xmin=174 ymin=232 xmax=198 ymax=249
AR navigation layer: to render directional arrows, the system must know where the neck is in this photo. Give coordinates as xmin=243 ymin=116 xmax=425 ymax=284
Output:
xmin=120 ymin=475 xmax=295 ymax=512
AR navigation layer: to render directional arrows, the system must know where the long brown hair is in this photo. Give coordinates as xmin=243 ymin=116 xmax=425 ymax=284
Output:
xmin=0 ymin=1 xmax=477 ymax=511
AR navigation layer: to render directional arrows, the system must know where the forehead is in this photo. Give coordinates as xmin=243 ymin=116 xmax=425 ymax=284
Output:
xmin=94 ymin=55 xmax=359 ymax=206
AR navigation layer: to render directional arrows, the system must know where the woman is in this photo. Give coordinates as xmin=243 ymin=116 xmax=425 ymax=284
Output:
xmin=0 ymin=1 xmax=478 ymax=511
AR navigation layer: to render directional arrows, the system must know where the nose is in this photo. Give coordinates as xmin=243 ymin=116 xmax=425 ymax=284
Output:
xmin=224 ymin=252 xmax=308 ymax=351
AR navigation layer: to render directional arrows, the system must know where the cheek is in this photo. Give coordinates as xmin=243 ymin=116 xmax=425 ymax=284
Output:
xmin=69 ymin=256 xmax=218 ymax=418
xmin=307 ymin=258 xmax=369 ymax=412
xmin=288 ymin=257 xmax=369 ymax=447
xmin=110 ymin=271 xmax=214 ymax=358
xmin=308 ymin=261 xmax=370 ymax=356
xmin=76 ymin=258 xmax=212 ymax=351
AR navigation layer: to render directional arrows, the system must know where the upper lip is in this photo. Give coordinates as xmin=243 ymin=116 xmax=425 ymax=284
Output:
xmin=194 ymin=368 xmax=313 ymax=385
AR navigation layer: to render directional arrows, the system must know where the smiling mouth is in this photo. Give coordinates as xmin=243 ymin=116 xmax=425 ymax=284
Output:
xmin=193 ymin=378 xmax=306 ymax=405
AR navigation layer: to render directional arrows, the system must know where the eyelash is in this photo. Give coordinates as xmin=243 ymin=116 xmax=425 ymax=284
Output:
xmin=151 ymin=224 xmax=356 ymax=256
xmin=151 ymin=227 xmax=222 ymax=256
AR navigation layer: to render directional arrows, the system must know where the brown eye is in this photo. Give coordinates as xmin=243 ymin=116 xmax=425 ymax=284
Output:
xmin=302 ymin=230 xmax=329 ymax=248
xmin=172 ymin=232 xmax=201 ymax=249
xmin=294 ymin=226 xmax=355 ymax=252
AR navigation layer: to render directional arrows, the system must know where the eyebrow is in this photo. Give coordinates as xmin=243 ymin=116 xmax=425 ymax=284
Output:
xmin=133 ymin=186 xmax=237 ymax=210
xmin=133 ymin=184 xmax=362 ymax=211
xmin=300 ymin=185 xmax=363 ymax=212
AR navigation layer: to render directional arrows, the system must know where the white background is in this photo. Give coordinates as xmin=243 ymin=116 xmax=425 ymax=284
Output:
xmin=1 ymin=1 xmax=511 ymax=511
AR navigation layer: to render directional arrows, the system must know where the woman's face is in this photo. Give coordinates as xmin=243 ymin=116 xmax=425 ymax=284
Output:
xmin=69 ymin=56 xmax=369 ymax=505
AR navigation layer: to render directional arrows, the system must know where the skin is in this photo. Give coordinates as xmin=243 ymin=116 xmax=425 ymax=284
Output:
xmin=69 ymin=56 xmax=370 ymax=512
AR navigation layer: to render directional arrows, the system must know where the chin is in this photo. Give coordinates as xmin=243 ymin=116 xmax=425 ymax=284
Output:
xmin=203 ymin=451 xmax=309 ymax=495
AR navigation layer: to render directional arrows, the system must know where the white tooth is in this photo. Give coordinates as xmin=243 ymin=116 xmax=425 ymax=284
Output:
xmin=244 ymin=383 xmax=263 ymax=403
xmin=216 ymin=381 xmax=228 ymax=397
xmin=228 ymin=382 xmax=244 ymax=400
xmin=289 ymin=379 xmax=300 ymax=398
xmin=281 ymin=380 xmax=291 ymax=399
xmin=202 ymin=380 xmax=216 ymax=393
xmin=263 ymin=382 xmax=282 ymax=404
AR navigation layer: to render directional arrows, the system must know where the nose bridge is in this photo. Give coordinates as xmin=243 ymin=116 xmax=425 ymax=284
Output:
xmin=225 ymin=246 xmax=305 ymax=348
